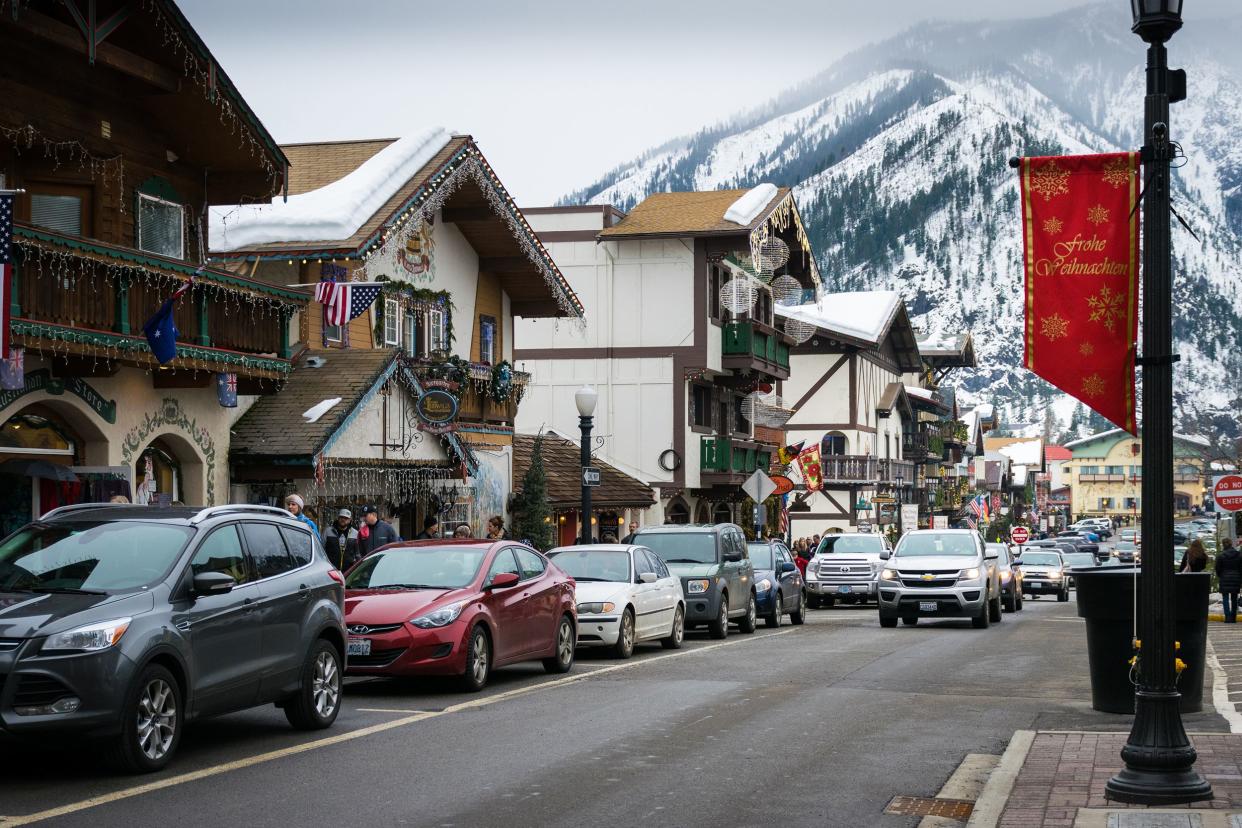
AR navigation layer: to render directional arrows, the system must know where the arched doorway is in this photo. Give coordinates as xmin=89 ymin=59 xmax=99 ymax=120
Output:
xmin=667 ymin=496 xmax=690 ymax=525
xmin=712 ymin=502 xmax=733 ymax=524
xmin=694 ymin=501 xmax=710 ymax=524
xmin=134 ymin=433 xmax=206 ymax=506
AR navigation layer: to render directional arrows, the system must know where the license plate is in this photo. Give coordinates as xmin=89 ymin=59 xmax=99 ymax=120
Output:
xmin=837 ymin=585 xmax=852 ymax=594
xmin=347 ymin=638 xmax=371 ymax=657
xmin=919 ymin=601 xmax=938 ymax=612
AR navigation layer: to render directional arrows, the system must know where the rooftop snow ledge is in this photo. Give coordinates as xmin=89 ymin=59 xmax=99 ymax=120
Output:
xmin=723 ymin=183 xmax=778 ymax=226
xmin=209 ymin=128 xmax=453 ymax=252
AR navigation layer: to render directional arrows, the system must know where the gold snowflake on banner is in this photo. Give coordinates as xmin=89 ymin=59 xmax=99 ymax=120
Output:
xmin=1029 ymin=161 xmax=1072 ymax=201
xmin=1041 ymin=313 xmax=1070 ymax=340
xmin=1087 ymin=285 xmax=1125 ymax=332
xmin=1080 ymin=342 xmax=1095 ymax=356
xmin=1102 ymin=157 xmax=1130 ymax=189
xmin=1043 ymin=217 xmax=1064 ymax=235
xmin=1082 ymin=374 xmax=1107 ymax=398
xmin=1087 ymin=204 xmax=1110 ymax=226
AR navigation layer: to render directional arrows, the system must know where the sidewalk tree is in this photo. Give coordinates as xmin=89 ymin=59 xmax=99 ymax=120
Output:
xmin=512 ymin=431 xmax=553 ymax=551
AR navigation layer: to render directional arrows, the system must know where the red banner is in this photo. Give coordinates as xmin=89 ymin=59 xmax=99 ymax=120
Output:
xmin=796 ymin=445 xmax=823 ymax=493
xmin=1019 ymin=152 xmax=1139 ymax=434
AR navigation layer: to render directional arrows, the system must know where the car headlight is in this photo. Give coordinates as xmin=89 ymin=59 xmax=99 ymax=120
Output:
xmin=43 ymin=617 xmax=131 ymax=653
xmin=880 ymin=568 xmax=899 ymax=581
xmin=686 ymin=579 xmax=710 ymax=594
xmin=804 ymin=566 xmax=818 ymax=581
xmin=1048 ymin=571 xmax=1063 ymax=580
xmin=1000 ymin=570 xmax=1012 ymax=582
xmin=411 ymin=601 xmax=466 ymax=629
xmin=962 ymin=568 xmax=980 ymax=580
xmin=576 ymin=602 xmax=616 ymax=615
xmin=755 ymin=578 xmax=772 ymax=594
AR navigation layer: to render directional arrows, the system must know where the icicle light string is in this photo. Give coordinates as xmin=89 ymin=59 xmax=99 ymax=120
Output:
xmin=0 ymin=123 xmax=126 ymax=209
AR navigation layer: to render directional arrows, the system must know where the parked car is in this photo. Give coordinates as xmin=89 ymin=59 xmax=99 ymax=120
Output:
xmin=1173 ymin=545 xmax=1187 ymax=568
xmin=0 ymin=503 xmax=346 ymax=773
xmin=631 ymin=524 xmax=756 ymax=639
xmin=877 ymin=529 xmax=1002 ymax=629
xmin=546 ymin=544 xmax=684 ymax=657
xmin=804 ymin=532 xmax=891 ymax=607
xmin=747 ymin=540 xmax=807 ymax=627
xmin=1118 ymin=528 xmax=1139 ymax=544
xmin=1059 ymin=550 xmax=1099 ymax=588
xmin=1017 ymin=550 xmax=1069 ymax=601
xmin=1173 ymin=527 xmax=1189 ymax=544
xmin=989 ymin=543 xmax=1023 ymax=613
xmin=343 ymin=540 xmax=576 ymax=691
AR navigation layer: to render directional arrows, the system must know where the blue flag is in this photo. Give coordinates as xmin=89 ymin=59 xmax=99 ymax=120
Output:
xmin=143 ymin=296 xmax=179 ymax=364
xmin=216 ymin=372 xmax=238 ymax=407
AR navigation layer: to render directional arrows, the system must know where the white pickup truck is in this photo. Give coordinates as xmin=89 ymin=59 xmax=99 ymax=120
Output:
xmin=804 ymin=532 xmax=892 ymax=607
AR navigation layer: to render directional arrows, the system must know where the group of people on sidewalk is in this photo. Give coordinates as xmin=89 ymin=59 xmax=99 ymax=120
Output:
xmin=1180 ymin=536 xmax=1242 ymax=623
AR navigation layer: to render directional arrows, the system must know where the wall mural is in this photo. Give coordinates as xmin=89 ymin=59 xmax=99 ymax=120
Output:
xmin=397 ymin=220 xmax=435 ymax=282
xmin=471 ymin=452 xmax=506 ymax=536
xmin=120 ymin=398 xmax=218 ymax=505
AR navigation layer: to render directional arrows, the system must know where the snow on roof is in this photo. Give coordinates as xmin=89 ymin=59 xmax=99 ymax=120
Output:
xmin=997 ymin=438 xmax=1043 ymax=467
xmin=1012 ymin=466 xmax=1029 ymax=487
xmin=905 ymin=385 xmax=934 ymax=401
xmin=723 ymin=183 xmax=778 ymax=226
xmin=1063 ymin=427 xmax=1125 ymax=449
xmin=775 ymin=290 xmax=900 ymax=345
xmin=209 ymin=128 xmax=452 ymax=252
xmin=975 ymin=403 xmax=994 ymax=418
xmin=1175 ymin=432 xmax=1212 ymax=448
xmin=302 ymin=397 xmax=341 ymax=423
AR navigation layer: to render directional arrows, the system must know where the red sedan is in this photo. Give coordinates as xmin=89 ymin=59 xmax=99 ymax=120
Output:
xmin=343 ymin=540 xmax=577 ymax=691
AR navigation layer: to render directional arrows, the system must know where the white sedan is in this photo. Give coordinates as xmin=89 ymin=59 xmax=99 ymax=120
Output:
xmin=547 ymin=544 xmax=685 ymax=658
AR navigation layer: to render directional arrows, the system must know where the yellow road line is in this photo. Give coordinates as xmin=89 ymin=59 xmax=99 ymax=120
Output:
xmin=2 ymin=628 xmax=796 ymax=825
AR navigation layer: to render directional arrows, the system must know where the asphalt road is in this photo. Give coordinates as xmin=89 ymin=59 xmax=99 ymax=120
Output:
xmin=0 ymin=591 xmax=1225 ymax=828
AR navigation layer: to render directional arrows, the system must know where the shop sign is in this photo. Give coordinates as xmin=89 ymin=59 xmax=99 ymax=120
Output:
xmin=0 ymin=369 xmax=116 ymax=424
xmin=416 ymin=388 xmax=459 ymax=435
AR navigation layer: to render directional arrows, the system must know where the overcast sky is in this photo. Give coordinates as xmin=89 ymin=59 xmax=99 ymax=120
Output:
xmin=181 ymin=0 xmax=1236 ymax=205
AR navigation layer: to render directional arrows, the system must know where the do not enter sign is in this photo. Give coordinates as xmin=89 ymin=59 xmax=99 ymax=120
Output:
xmin=1011 ymin=526 xmax=1030 ymax=545
xmin=1214 ymin=475 xmax=1242 ymax=512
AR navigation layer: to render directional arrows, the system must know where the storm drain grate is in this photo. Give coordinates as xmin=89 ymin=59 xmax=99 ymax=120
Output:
xmin=883 ymin=795 xmax=974 ymax=820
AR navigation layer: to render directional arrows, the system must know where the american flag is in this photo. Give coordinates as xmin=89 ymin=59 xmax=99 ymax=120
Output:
xmin=317 ymin=279 xmax=384 ymax=326
xmin=0 ymin=193 xmax=12 ymax=358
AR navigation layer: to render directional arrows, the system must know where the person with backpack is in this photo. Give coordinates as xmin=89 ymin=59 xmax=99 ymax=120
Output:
xmin=1216 ymin=538 xmax=1242 ymax=623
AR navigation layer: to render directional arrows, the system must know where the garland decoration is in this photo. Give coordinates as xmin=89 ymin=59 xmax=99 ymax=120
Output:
xmin=316 ymin=458 xmax=460 ymax=508
xmin=371 ymin=277 xmax=455 ymax=350
xmin=489 ymin=360 xmax=514 ymax=404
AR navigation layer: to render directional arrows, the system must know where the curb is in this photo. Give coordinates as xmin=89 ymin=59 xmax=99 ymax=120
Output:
xmin=1208 ymin=638 xmax=1242 ymax=734
xmin=965 ymin=730 xmax=1035 ymax=828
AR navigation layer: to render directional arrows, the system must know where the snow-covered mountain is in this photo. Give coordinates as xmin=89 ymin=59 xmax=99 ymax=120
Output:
xmin=565 ymin=3 xmax=1242 ymax=447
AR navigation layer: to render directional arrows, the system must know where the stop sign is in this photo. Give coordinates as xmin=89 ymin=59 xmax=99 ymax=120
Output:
xmin=1011 ymin=526 xmax=1030 ymax=545
xmin=1214 ymin=475 xmax=1242 ymax=512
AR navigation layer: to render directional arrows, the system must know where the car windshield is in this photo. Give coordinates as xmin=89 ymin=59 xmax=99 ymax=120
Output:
xmin=1020 ymin=552 xmax=1062 ymax=567
xmin=547 ymin=549 xmax=631 ymax=582
xmin=1063 ymin=553 xmax=1096 ymax=567
xmin=816 ymin=535 xmax=884 ymax=555
xmin=895 ymin=533 xmax=977 ymax=557
xmin=0 ymin=521 xmax=194 ymax=593
xmin=1116 ymin=542 xmax=1138 ymax=551
xmin=345 ymin=546 xmax=487 ymax=590
xmin=747 ymin=543 xmax=774 ymax=569
xmin=637 ymin=533 xmax=716 ymax=564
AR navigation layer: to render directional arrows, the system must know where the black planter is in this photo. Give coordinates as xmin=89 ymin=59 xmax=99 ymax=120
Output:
xmin=1075 ymin=567 xmax=1210 ymax=714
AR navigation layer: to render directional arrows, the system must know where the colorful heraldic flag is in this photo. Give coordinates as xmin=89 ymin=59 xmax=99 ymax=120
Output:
xmin=1019 ymin=152 xmax=1140 ymax=434
xmin=216 ymin=372 xmax=238 ymax=408
xmin=777 ymin=440 xmax=806 ymax=466
xmin=0 ymin=193 xmax=12 ymax=359
xmin=796 ymin=445 xmax=824 ymax=493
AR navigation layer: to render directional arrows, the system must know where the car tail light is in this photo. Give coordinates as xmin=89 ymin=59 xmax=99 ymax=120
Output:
xmin=328 ymin=569 xmax=345 ymax=585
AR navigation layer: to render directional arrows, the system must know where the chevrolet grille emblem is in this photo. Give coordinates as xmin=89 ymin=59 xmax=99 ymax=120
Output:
xmin=921 ymin=574 xmax=935 ymax=581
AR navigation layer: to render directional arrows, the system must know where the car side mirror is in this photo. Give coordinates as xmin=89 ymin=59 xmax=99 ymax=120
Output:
xmin=638 ymin=572 xmax=658 ymax=584
xmin=879 ymin=550 xmax=891 ymax=560
xmin=985 ymin=552 xmax=999 ymax=561
xmin=486 ymin=572 xmax=520 ymax=590
xmin=722 ymin=550 xmax=742 ymax=563
xmin=780 ymin=561 xmax=796 ymax=573
xmin=193 ymin=571 xmax=236 ymax=597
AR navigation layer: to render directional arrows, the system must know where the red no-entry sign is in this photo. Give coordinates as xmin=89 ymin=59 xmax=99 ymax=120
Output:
xmin=1011 ymin=526 xmax=1030 ymax=545
xmin=1214 ymin=475 xmax=1242 ymax=512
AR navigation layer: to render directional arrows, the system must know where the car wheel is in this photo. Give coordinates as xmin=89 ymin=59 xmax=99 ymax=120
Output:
xmin=708 ymin=594 xmax=729 ymax=639
xmin=790 ymin=591 xmax=807 ymax=626
xmin=459 ymin=624 xmax=491 ymax=692
xmin=902 ymin=616 xmax=918 ymax=626
xmin=1017 ymin=591 xmax=1024 ymax=611
xmin=661 ymin=605 xmax=685 ymax=649
xmin=1057 ymin=587 xmax=1070 ymax=603
xmin=1003 ymin=590 xmax=1016 ymax=613
xmin=543 ymin=615 xmax=576 ymax=674
xmin=880 ymin=614 xmax=898 ymax=628
xmin=972 ymin=595 xmax=991 ymax=629
xmin=765 ymin=593 xmax=782 ymax=628
xmin=613 ymin=608 xmax=636 ymax=659
xmin=107 ymin=663 xmax=183 ymax=773
xmin=989 ymin=592 xmax=1003 ymax=623
xmin=737 ymin=592 xmax=757 ymax=634
xmin=285 ymin=639 xmax=343 ymax=730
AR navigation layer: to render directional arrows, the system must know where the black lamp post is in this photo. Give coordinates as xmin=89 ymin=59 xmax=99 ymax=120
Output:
xmin=896 ymin=473 xmax=904 ymax=536
xmin=575 ymin=385 xmax=598 ymax=544
xmin=1106 ymin=0 xmax=1211 ymax=805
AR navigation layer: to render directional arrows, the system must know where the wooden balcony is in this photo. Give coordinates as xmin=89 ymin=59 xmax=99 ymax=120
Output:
xmin=1079 ymin=474 xmax=1127 ymax=483
xmin=700 ymin=435 xmax=775 ymax=485
xmin=404 ymin=357 xmax=531 ymax=425
xmin=812 ymin=455 xmax=917 ymax=485
xmin=721 ymin=320 xmax=790 ymax=379
xmin=902 ymin=431 xmax=931 ymax=460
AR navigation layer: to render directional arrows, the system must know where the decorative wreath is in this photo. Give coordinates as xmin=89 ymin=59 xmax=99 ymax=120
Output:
xmin=489 ymin=361 xmax=514 ymax=404
xmin=658 ymin=449 xmax=682 ymax=472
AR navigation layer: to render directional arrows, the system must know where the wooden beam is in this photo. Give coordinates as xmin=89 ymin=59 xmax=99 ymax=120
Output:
xmin=13 ymin=8 xmax=180 ymax=92
xmin=478 ymin=256 xmax=530 ymax=273
xmin=441 ymin=206 xmax=494 ymax=223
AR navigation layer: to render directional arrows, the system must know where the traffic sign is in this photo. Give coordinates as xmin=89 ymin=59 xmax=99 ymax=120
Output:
xmin=1215 ymin=475 xmax=1242 ymax=512
xmin=582 ymin=466 xmax=601 ymax=487
xmin=1011 ymin=526 xmax=1030 ymax=545
xmin=742 ymin=469 xmax=777 ymax=503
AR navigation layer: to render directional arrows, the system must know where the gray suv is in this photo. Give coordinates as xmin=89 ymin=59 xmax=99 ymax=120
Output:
xmin=632 ymin=524 xmax=756 ymax=639
xmin=0 ymin=504 xmax=346 ymax=772
xmin=877 ymin=529 xmax=1003 ymax=629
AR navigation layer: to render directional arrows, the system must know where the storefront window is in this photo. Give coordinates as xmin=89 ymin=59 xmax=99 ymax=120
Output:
xmin=134 ymin=440 xmax=182 ymax=506
xmin=0 ymin=413 xmax=76 ymax=456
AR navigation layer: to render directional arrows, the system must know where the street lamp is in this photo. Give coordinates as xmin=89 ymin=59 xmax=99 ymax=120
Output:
xmin=896 ymin=473 xmax=904 ymax=536
xmin=1107 ymin=0 xmax=1211 ymax=805
xmin=575 ymin=385 xmax=598 ymax=544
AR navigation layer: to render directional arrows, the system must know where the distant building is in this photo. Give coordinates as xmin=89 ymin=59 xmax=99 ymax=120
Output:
xmin=1062 ymin=429 xmax=1208 ymax=519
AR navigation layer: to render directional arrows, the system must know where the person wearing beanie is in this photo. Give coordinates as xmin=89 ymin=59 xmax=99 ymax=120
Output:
xmin=284 ymin=493 xmax=321 ymax=538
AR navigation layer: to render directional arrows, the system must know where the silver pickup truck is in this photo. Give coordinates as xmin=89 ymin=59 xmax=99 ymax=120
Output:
xmin=804 ymin=533 xmax=892 ymax=607
xmin=877 ymin=529 xmax=1003 ymax=629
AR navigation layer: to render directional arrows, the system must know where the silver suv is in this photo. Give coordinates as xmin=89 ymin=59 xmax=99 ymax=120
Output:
xmin=805 ymin=533 xmax=891 ymax=607
xmin=877 ymin=529 xmax=1002 ymax=629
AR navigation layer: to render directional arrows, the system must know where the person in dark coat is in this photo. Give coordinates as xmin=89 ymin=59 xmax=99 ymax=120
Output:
xmin=361 ymin=505 xmax=400 ymax=554
xmin=620 ymin=521 xmax=640 ymax=545
xmin=416 ymin=515 xmax=440 ymax=540
xmin=323 ymin=508 xmax=360 ymax=571
xmin=1216 ymin=538 xmax=1242 ymax=623
xmin=1180 ymin=538 xmax=1209 ymax=573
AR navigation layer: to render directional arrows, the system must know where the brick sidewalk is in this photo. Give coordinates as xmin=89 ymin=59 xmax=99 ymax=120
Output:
xmin=997 ymin=732 xmax=1242 ymax=827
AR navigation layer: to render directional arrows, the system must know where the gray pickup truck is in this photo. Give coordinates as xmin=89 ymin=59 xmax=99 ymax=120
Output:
xmin=804 ymin=532 xmax=891 ymax=607
xmin=877 ymin=529 xmax=1003 ymax=629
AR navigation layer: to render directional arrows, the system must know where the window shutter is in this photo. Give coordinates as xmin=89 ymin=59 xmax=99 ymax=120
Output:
xmin=30 ymin=194 xmax=82 ymax=235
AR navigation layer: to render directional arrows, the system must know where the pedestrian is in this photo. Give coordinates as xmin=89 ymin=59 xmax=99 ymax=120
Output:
xmin=416 ymin=515 xmax=440 ymax=540
xmin=453 ymin=524 xmax=472 ymax=538
xmin=1216 ymin=539 xmax=1242 ymax=623
xmin=360 ymin=505 xmax=400 ymax=554
xmin=620 ymin=521 xmax=640 ymax=544
xmin=323 ymin=508 xmax=360 ymax=571
xmin=283 ymin=493 xmax=320 ymax=538
xmin=486 ymin=515 xmax=509 ymax=540
xmin=601 ymin=532 xmax=618 ymax=544
xmin=793 ymin=542 xmax=811 ymax=577
xmin=109 ymin=494 xmax=130 ymax=504
xmin=1180 ymin=538 xmax=1209 ymax=573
